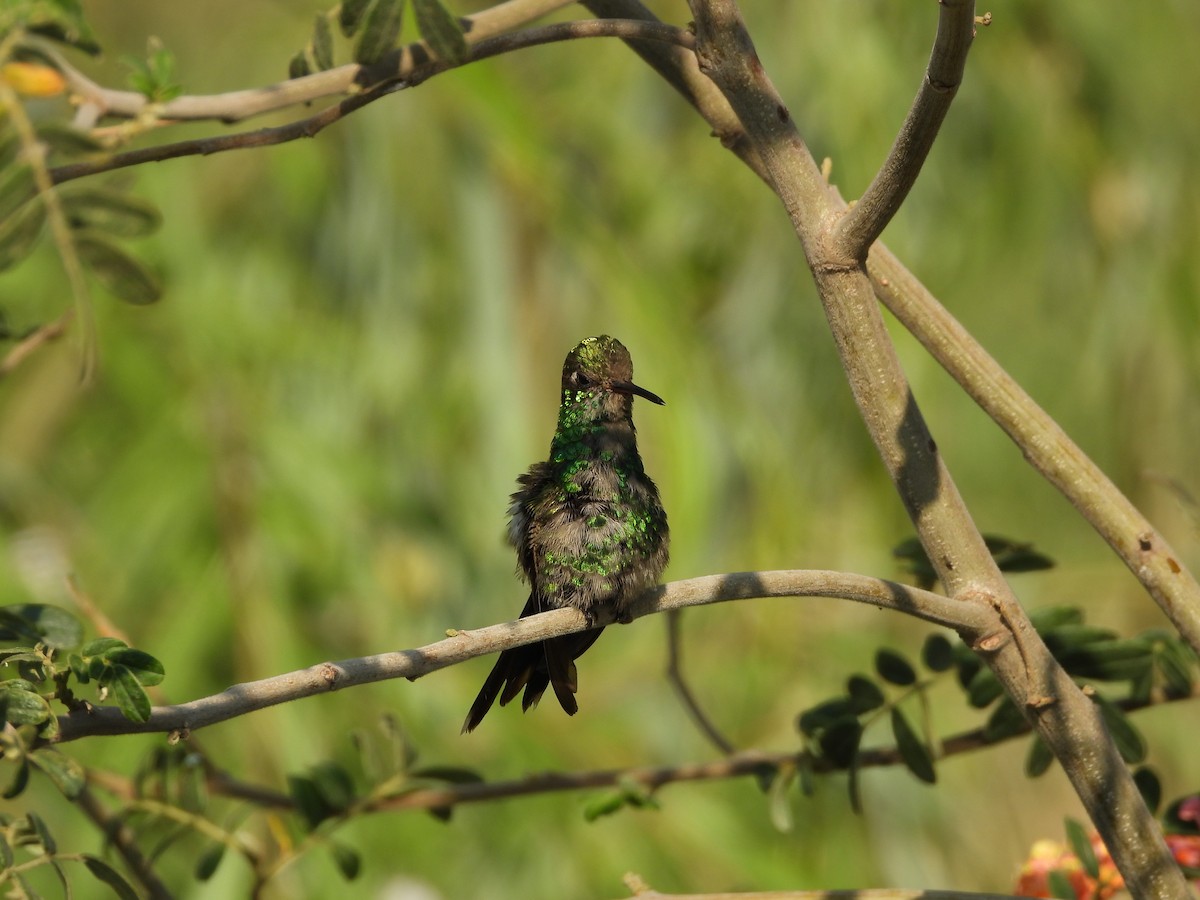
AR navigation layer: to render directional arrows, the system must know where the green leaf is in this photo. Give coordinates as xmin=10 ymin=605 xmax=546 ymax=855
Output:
xmin=2 ymin=757 xmax=30 ymax=800
xmin=1054 ymin=637 xmax=1151 ymax=682
xmin=816 ymin=716 xmax=863 ymax=769
xmin=874 ymin=648 xmax=916 ymax=686
xmin=62 ymin=189 xmax=162 ymax=238
xmin=83 ymin=855 xmax=140 ymax=900
xmin=75 ymin=231 xmax=163 ymax=305
xmin=194 ymin=843 xmax=226 ymax=881
xmin=1064 ymin=816 xmax=1099 ymax=878
xmin=1132 ymin=766 xmax=1162 ymax=815
xmin=984 ymin=534 xmax=1055 ymax=573
xmin=1046 ymin=868 xmax=1076 ymax=900
xmin=796 ymin=696 xmax=856 ymax=737
xmin=81 ymin=637 xmax=128 ymax=656
xmin=0 ymin=681 xmax=52 ymax=727
xmin=1094 ymin=694 xmax=1145 ymax=764
xmin=982 ymin=696 xmax=1028 ymax=742
xmin=583 ymin=790 xmax=628 ymax=822
xmin=107 ymin=665 xmax=152 ymax=722
xmin=27 ymin=810 xmax=56 ymax=854
xmin=1029 ymin=606 xmax=1084 ymax=632
xmin=890 ymin=707 xmax=936 ymax=784
xmin=1025 ymin=735 xmax=1054 ymax=777
xmin=312 ymin=13 xmax=335 ymax=70
xmin=0 ymin=163 xmax=36 ymax=222
xmin=845 ymin=675 xmax=884 ymax=713
xmin=288 ymin=774 xmax=337 ymax=829
xmin=340 ymin=0 xmax=373 ymax=36
xmin=0 ymin=199 xmax=46 ymax=271
xmin=310 ymin=761 xmax=356 ymax=811
xmin=920 ymin=633 xmax=955 ymax=672
xmin=409 ymin=765 xmax=484 ymax=784
xmin=1 ymin=603 xmax=84 ymax=649
xmin=355 ymin=0 xmax=405 ymax=66
xmin=965 ymin=667 xmax=1004 ymax=708
xmin=104 ymin=648 xmax=165 ymax=686
xmin=412 ymin=0 xmax=467 ymax=64
xmin=288 ymin=50 xmax=312 ymax=79
xmin=23 ymin=2 xmax=102 ymax=54
xmin=329 ymin=841 xmax=362 ymax=880
xmin=29 ymin=748 xmax=85 ymax=798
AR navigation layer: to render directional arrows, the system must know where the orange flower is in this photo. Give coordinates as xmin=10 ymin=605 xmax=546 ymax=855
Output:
xmin=1014 ymin=835 xmax=1124 ymax=899
xmin=1 ymin=62 xmax=67 ymax=97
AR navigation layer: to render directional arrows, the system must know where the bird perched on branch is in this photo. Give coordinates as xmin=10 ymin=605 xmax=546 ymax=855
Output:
xmin=462 ymin=335 xmax=669 ymax=733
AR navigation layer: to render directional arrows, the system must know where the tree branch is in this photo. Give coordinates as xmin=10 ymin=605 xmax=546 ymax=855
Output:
xmin=833 ymin=0 xmax=976 ymax=259
xmin=682 ymin=1 xmax=1188 ymax=896
xmin=46 ymin=19 xmax=695 ymax=186
xmin=575 ymin=0 xmax=1200 ymax=654
xmin=50 ymin=570 xmax=995 ymax=743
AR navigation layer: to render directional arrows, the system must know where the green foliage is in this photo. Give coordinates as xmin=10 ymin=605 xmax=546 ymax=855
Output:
xmin=892 ymin=533 xmax=1055 ymax=590
xmin=1 ymin=0 xmax=101 ymax=54
xmin=354 ymin=0 xmax=406 ymax=66
xmin=411 ymin=0 xmax=466 ymax=64
xmin=120 ymin=37 xmax=181 ymax=103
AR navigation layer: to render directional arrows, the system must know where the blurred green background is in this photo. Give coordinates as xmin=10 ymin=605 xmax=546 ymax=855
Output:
xmin=3 ymin=0 xmax=1199 ymax=896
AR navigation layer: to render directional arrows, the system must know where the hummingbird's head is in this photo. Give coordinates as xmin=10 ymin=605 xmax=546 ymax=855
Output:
xmin=560 ymin=335 xmax=664 ymax=423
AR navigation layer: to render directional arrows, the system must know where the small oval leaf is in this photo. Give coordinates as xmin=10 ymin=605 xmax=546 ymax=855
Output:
xmin=1064 ymin=817 xmax=1100 ymax=878
xmin=875 ymin=648 xmax=917 ymax=686
xmin=104 ymin=648 xmax=165 ymax=686
xmin=312 ymin=14 xmax=335 ymax=70
xmin=412 ymin=0 xmax=467 ymax=64
xmin=330 ymin=842 xmax=361 ymax=880
xmin=355 ymin=0 xmax=404 ymax=66
xmin=340 ymin=0 xmax=373 ymax=36
xmin=1026 ymin=735 xmax=1055 ymax=777
xmin=890 ymin=707 xmax=936 ymax=784
xmin=194 ymin=843 xmax=226 ymax=881
xmin=1133 ymin=766 xmax=1162 ymax=815
xmin=62 ymin=189 xmax=162 ymax=238
xmin=107 ymin=666 xmax=152 ymax=723
xmin=921 ymin=633 xmax=955 ymax=672
xmin=1094 ymin=695 xmax=1146 ymax=764
xmin=75 ymin=231 xmax=162 ymax=305
xmin=83 ymin=855 xmax=140 ymax=900
xmin=846 ymin=675 xmax=885 ymax=714
xmin=29 ymin=748 xmax=86 ymax=799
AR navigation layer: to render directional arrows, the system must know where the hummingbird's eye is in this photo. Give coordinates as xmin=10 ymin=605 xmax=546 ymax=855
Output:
xmin=570 ymin=371 xmax=591 ymax=388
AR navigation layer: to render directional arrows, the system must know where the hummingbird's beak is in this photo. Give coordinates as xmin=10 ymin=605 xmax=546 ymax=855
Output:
xmin=611 ymin=380 xmax=665 ymax=406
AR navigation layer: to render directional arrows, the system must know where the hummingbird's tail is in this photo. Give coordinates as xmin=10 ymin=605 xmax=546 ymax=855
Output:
xmin=461 ymin=595 xmax=604 ymax=733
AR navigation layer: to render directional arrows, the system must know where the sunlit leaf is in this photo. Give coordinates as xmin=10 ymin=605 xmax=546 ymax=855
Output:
xmin=107 ymin=665 xmax=152 ymax=722
xmin=80 ymin=637 xmax=128 ymax=657
xmin=104 ymin=648 xmax=165 ymax=686
xmin=0 ymin=681 xmax=52 ymax=727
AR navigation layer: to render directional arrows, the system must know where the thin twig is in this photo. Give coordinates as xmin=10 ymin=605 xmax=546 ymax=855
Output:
xmin=0 ymin=310 xmax=73 ymax=379
xmin=39 ymin=0 xmax=576 ymax=123
xmin=833 ymin=0 xmax=976 ymax=259
xmin=50 ymin=570 xmax=996 ymax=743
xmin=665 ymin=611 xmax=736 ymax=755
xmin=47 ymin=19 xmax=694 ymax=186
xmin=74 ymin=785 xmax=174 ymax=900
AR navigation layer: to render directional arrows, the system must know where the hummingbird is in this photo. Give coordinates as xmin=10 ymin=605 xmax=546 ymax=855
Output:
xmin=462 ymin=335 xmax=669 ymax=733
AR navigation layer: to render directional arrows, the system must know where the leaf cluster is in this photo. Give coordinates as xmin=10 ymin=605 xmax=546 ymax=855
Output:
xmin=0 ymin=811 xmax=136 ymax=898
xmin=1 ymin=603 xmax=164 ymax=800
xmin=288 ymin=0 xmax=467 ymax=79
xmin=0 ymin=110 xmax=163 ymax=305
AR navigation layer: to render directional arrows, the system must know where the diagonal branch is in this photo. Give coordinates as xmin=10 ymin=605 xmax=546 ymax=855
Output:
xmin=682 ymin=1 xmax=1188 ymax=896
xmin=833 ymin=0 xmax=976 ymax=259
xmin=49 ymin=570 xmax=996 ymax=743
